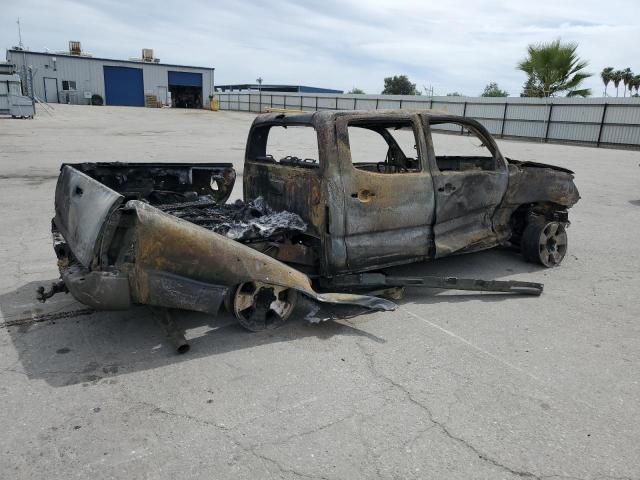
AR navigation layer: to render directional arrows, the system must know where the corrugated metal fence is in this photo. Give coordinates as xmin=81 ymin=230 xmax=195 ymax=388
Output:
xmin=214 ymin=92 xmax=640 ymax=148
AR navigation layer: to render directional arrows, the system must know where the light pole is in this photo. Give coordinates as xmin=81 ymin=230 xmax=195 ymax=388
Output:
xmin=256 ymin=77 xmax=263 ymax=112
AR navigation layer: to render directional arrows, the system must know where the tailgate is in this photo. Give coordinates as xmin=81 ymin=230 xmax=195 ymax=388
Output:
xmin=54 ymin=165 xmax=123 ymax=267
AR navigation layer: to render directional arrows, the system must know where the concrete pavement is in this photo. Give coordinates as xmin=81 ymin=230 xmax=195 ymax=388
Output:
xmin=1 ymin=104 xmax=639 ymax=479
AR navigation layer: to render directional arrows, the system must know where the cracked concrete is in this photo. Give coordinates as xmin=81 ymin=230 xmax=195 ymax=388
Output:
xmin=1 ymin=104 xmax=640 ymax=479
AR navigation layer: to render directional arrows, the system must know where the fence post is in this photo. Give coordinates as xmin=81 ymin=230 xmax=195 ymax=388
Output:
xmin=596 ymin=103 xmax=608 ymax=147
xmin=399 ymin=99 xmax=403 ymax=109
xmin=353 ymin=97 xmax=357 ymax=110
xmin=335 ymin=97 xmax=338 ymax=110
xmin=461 ymin=101 xmax=467 ymax=134
xmin=248 ymin=94 xmax=251 ymax=112
xmin=300 ymin=96 xmax=303 ymax=111
xmin=270 ymin=94 xmax=273 ymax=108
xmin=544 ymin=103 xmax=554 ymax=142
xmin=500 ymin=102 xmax=508 ymax=138
xmin=375 ymin=98 xmax=379 ymax=110
xmin=258 ymin=89 xmax=262 ymax=113
xmin=429 ymin=98 xmax=433 ymax=109
xmin=315 ymin=96 xmax=318 ymax=111
xmin=284 ymin=95 xmax=286 ymax=110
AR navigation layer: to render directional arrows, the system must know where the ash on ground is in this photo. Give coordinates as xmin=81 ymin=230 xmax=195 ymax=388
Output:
xmin=158 ymin=196 xmax=307 ymax=241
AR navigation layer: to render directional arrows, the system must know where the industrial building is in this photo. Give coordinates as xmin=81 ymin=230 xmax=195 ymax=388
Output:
xmin=0 ymin=62 xmax=34 ymax=117
xmin=215 ymin=83 xmax=343 ymax=94
xmin=6 ymin=42 xmax=214 ymax=108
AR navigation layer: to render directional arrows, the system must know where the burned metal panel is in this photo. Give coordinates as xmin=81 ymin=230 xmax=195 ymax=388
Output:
xmin=61 ymin=264 xmax=131 ymax=310
xmin=244 ymin=163 xmax=323 ymax=230
xmin=243 ymin=115 xmax=324 ymax=232
xmin=128 ymin=200 xmax=316 ymax=295
xmin=143 ymin=270 xmax=227 ymax=314
xmin=422 ymin=116 xmax=509 ymax=258
xmin=492 ymin=160 xmax=580 ymax=242
xmin=243 ymin=113 xmax=346 ymax=275
xmin=54 ymin=165 xmax=124 ymax=267
xmin=430 ymin=170 xmax=508 ymax=257
xmin=66 ymin=162 xmax=236 ymax=205
xmin=333 ymin=112 xmax=436 ymax=271
xmin=126 ymin=201 xmax=395 ymax=312
xmin=501 ymin=161 xmax=580 ymax=207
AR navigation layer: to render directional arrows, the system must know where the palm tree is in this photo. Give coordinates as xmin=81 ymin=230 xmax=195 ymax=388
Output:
xmin=622 ymin=68 xmax=634 ymax=97
xmin=601 ymin=67 xmax=614 ymax=96
xmin=612 ymin=70 xmax=623 ymax=97
xmin=632 ymin=75 xmax=640 ymax=96
xmin=518 ymin=39 xmax=592 ymax=97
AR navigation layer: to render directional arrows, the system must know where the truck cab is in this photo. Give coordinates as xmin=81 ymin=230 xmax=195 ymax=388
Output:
xmin=243 ymin=110 xmax=514 ymax=275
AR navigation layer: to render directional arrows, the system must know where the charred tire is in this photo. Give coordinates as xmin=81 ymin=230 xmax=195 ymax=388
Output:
xmin=232 ymin=281 xmax=298 ymax=332
xmin=521 ymin=221 xmax=568 ymax=267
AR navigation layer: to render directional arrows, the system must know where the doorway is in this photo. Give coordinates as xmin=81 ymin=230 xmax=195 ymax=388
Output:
xmin=168 ymin=71 xmax=203 ymax=108
xmin=43 ymin=77 xmax=59 ymax=103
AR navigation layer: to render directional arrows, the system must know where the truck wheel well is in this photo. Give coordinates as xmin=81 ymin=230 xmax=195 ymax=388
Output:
xmin=508 ymin=202 xmax=568 ymax=246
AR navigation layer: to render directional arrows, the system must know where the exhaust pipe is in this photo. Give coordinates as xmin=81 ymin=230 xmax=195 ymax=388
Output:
xmin=150 ymin=307 xmax=190 ymax=354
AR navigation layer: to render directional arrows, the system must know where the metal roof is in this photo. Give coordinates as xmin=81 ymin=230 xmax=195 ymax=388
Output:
xmin=6 ymin=49 xmax=214 ymax=71
xmin=215 ymin=83 xmax=343 ymax=94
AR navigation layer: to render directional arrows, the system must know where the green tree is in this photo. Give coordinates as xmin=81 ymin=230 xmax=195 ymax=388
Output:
xmin=631 ymin=75 xmax=640 ymax=96
xmin=382 ymin=75 xmax=419 ymax=95
xmin=348 ymin=87 xmax=365 ymax=94
xmin=481 ymin=82 xmax=508 ymax=97
xmin=601 ymin=67 xmax=614 ymax=96
xmin=518 ymin=39 xmax=592 ymax=97
xmin=621 ymin=68 xmax=633 ymax=97
xmin=612 ymin=70 xmax=623 ymax=97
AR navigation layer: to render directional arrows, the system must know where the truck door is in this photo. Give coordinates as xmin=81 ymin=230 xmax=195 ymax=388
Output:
xmin=423 ymin=116 xmax=509 ymax=257
xmin=336 ymin=114 xmax=435 ymax=271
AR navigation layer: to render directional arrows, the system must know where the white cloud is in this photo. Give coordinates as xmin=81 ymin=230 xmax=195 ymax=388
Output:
xmin=2 ymin=0 xmax=639 ymax=96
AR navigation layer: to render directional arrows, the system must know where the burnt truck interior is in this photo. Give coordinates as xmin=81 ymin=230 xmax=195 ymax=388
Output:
xmin=248 ymin=123 xmax=320 ymax=168
xmin=429 ymin=120 xmax=498 ymax=172
xmin=248 ymin=119 xmax=422 ymax=174
xmin=346 ymin=121 xmax=421 ymax=173
xmin=42 ymin=111 xmax=581 ymax=353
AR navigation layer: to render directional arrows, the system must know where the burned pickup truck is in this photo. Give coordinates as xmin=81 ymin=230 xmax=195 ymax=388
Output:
xmin=45 ymin=110 xmax=579 ymax=345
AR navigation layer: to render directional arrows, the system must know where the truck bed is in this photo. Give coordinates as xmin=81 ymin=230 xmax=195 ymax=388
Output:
xmin=50 ymin=162 xmax=393 ymax=318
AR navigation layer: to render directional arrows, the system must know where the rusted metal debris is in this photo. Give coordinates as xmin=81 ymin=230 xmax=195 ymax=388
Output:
xmin=158 ymin=196 xmax=307 ymax=241
xmin=44 ymin=110 xmax=579 ymax=351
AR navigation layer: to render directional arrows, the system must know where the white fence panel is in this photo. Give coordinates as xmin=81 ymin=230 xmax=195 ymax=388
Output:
xmin=213 ymin=92 xmax=640 ymax=147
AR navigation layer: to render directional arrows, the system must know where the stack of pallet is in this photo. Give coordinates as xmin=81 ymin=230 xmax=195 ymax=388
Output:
xmin=144 ymin=95 xmax=160 ymax=108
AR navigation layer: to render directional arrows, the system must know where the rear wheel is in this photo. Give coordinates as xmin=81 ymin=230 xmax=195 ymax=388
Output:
xmin=521 ymin=221 xmax=568 ymax=267
xmin=232 ymin=281 xmax=298 ymax=332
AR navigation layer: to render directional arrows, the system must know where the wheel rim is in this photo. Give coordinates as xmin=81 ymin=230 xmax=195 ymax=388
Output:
xmin=233 ymin=281 xmax=297 ymax=331
xmin=538 ymin=222 xmax=567 ymax=267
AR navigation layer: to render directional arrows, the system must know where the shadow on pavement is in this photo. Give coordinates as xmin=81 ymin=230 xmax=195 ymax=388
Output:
xmin=0 ymin=248 xmax=544 ymax=388
xmin=0 ymin=279 xmax=386 ymax=388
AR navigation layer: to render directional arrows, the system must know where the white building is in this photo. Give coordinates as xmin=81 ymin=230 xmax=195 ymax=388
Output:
xmin=6 ymin=43 xmax=214 ymax=108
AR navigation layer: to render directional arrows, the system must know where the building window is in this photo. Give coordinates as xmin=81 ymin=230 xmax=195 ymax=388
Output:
xmin=62 ymin=80 xmax=77 ymax=91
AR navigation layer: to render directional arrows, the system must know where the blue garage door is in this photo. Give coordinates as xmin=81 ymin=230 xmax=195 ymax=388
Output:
xmin=168 ymin=71 xmax=203 ymax=87
xmin=103 ymin=66 xmax=144 ymax=106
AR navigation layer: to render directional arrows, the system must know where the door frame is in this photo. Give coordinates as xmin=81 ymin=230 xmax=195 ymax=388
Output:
xmin=335 ymin=112 xmax=436 ymax=272
xmin=43 ymin=76 xmax=59 ymax=103
xmin=422 ymin=115 xmax=509 ymax=257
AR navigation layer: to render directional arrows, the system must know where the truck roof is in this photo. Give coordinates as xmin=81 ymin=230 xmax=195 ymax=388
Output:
xmin=251 ymin=109 xmax=449 ymax=127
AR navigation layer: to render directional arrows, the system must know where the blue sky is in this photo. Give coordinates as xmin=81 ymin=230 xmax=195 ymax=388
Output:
xmin=2 ymin=0 xmax=639 ymax=96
